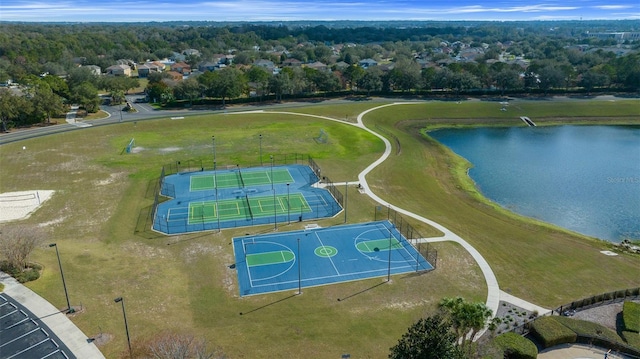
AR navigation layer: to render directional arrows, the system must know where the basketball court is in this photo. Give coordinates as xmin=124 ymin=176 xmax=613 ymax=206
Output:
xmin=233 ymin=220 xmax=434 ymax=296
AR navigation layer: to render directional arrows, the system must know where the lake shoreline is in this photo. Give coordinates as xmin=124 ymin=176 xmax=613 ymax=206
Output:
xmin=424 ymin=123 xmax=640 ymax=243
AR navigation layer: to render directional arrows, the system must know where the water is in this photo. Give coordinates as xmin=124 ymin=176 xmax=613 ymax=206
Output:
xmin=429 ymin=125 xmax=640 ymax=243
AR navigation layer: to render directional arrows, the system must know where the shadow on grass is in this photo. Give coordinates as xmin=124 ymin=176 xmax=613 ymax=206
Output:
xmin=239 ymin=294 xmax=298 ymax=316
xmin=336 ymin=281 xmax=387 ymax=302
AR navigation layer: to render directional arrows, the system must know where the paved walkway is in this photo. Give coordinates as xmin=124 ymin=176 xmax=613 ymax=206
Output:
xmin=0 ymin=272 xmax=105 ymax=358
xmin=538 ymin=344 xmax=630 ymax=359
xmin=65 ymin=105 xmax=91 ymax=128
xmin=352 ymin=103 xmax=501 ymax=338
xmin=256 ymin=104 xmax=560 ymax=339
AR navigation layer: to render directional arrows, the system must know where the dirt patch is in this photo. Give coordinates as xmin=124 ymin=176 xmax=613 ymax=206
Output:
xmin=89 ymin=332 xmax=114 ymax=347
xmin=94 ymin=172 xmax=126 ymax=186
xmin=159 ymin=147 xmax=181 ymax=153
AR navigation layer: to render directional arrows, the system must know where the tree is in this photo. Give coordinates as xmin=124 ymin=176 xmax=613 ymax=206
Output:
xmin=132 ymin=331 xmax=225 ymax=359
xmin=200 ymin=67 xmax=246 ymax=107
xmin=31 ymin=83 xmax=66 ymax=124
xmin=536 ymin=65 xmax=565 ymax=95
xmin=268 ymin=72 xmax=292 ymax=102
xmin=148 ymin=332 xmax=218 ymax=359
xmin=493 ymin=69 xmax=522 ymax=96
xmin=245 ymin=66 xmax=271 ymax=100
xmin=389 ymin=314 xmax=462 ymax=359
xmin=0 ymin=89 xmax=21 ymax=132
xmin=173 ymin=77 xmax=202 ymax=105
xmin=388 ymin=58 xmax=421 ymax=92
xmin=67 ymin=67 xmax=98 ymax=91
xmin=146 ymin=81 xmax=173 ymax=104
xmin=439 ymin=297 xmax=493 ymax=356
xmin=357 ymin=68 xmax=383 ymax=96
xmin=342 ymin=65 xmax=365 ymax=90
xmin=71 ymin=82 xmax=101 ymax=112
xmin=0 ymin=224 xmax=46 ymax=270
xmin=579 ymin=70 xmax=610 ymax=94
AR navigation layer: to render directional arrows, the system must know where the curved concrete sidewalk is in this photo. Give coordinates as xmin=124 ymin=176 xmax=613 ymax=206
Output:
xmin=538 ymin=343 xmax=629 ymax=359
xmin=351 ymin=103 xmax=501 ymax=338
xmin=0 ymin=271 xmax=105 ymax=358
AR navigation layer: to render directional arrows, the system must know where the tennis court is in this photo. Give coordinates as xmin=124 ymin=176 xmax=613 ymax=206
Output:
xmin=233 ymin=220 xmax=434 ymax=296
xmin=153 ymin=164 xmax=341 ymax=234
xmin=190 ymin=168 xmax=294 ymax=191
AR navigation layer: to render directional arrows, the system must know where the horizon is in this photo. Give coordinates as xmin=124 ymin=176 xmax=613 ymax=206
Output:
xmin=2 ymin=0 xmax=640 ymax=23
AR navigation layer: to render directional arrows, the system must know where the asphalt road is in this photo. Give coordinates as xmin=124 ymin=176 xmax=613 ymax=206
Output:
xmin=1 ymin=94 xmax=634 ymax=146
xmin=0 ymin=95 xmax=366 ymax=145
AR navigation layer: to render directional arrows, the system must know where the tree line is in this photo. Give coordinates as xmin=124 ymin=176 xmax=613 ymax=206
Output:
xmin=0 ymin=21 xmax=638 ymax=130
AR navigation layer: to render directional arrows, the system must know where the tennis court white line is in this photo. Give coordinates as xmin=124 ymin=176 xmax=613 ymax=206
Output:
xmin=245 ymin=241 xmax=296 ymax=285
xmin=248 ymin=263 xmax=419 ymax=289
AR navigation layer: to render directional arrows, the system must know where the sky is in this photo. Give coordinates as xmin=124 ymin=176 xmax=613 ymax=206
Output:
xmin=1 ymin=0 xmax=639 ymax=22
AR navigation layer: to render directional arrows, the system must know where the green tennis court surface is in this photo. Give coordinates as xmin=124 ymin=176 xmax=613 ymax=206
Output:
xmin=190 ymin=169 xmax=294 ymax=191
xmin=186 ymin=193 xmax=312 ymax=224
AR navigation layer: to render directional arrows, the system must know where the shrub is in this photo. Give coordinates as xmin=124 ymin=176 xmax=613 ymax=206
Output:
xmin=0 ymin=283 xmax=4 ymax=292
xmin=530 ymin=317 xmax=577 ymax=348
xmin=554 ymin=316 xmax=623 ymax=344
xmin=621 ymin=331 xmax=640 ymax=349
xmin=623 ymin=302 xmax=640 ymax=333
xmin=494 ymin=332 xmax=538 ymax=359
xmin=0 ymin=261 xmax=42 ymax=283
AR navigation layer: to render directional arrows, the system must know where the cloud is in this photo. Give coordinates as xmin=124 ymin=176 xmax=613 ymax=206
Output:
xmin=0 ymin=0 xmax=637 ymax=22
xmin=592 ymin=5 xmax=633 ymax=10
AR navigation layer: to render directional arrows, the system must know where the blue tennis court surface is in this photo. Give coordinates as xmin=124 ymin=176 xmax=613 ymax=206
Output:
xmin=233 ymin=220 xmax=434 ymax=296
xmin=153 ymin=164 xmax=342 ymax=234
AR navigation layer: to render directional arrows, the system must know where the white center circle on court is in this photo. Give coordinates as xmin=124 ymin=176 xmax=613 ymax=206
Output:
xmin=314 ymin=245 xmax=338 ymax=257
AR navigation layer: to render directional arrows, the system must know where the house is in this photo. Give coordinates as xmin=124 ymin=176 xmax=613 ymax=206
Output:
xmin=334 ymin=61 xmax=349 ymax=70
xmin=359 ymin=58 xmax=377 ymax=69
xmin=183 ymin=49 xmax=201 ymax=57
xmin=137 ymin=64 xmax=152 ymax=78
xmin=106 ymin=64 xmax=132 ymax=77
xmin=165 ymin=71 xmax=183 ymax=81
xmin=253 ymin=59 xmax=276 ymax=73
xmin=282 ymin=58 xmax=302 ymax=67
xmin=305 ymin=61 xmax=328 ymax=71
xmin=171 ymin=52 xmax=186 ymax=62
xmin=170 ymin=62 xmax=191 ymax=75
xmin=81 ymin=65 xmax=102 ymax=76
xmin=198 ymin=62 xmax=221 ymax=72
xmin=116 ymin=59 xmax=136 ymax=69
xmin=137 ymin=62 xmax=165 ymax=78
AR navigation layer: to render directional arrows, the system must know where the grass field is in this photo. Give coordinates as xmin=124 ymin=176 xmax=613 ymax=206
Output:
xmin=0 ymin=97 xmax=638 ymax=358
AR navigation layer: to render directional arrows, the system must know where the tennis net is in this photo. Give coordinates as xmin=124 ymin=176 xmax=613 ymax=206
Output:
xmin=237 ymin=168 xmax=246 ymax=188
xmin=244 ymin=194 xmax=254 ymax=220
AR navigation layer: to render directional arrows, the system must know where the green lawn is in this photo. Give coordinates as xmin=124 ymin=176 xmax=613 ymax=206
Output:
xmin=0 ymin=97 xmax=638 ymax=358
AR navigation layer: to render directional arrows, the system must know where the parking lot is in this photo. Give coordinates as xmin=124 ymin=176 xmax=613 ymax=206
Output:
xmin=0 ymin=293 xmax=75 ymax=359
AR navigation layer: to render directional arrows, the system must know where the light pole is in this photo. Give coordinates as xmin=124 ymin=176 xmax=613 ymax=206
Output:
xmin=297 ymin=238 xmax=302 ymax=295
xmin=287 ymin=183 xmax=290 ymax=224
xmin=270 ymin=155 xmax=274 ymax=190
xmin=273 ymin=188 xmax=277 ymax=231
xmin=387 ymin=227 xmax=393 ymax=282
xmin=212 ymin=135 xmax=216 ymax=170
xmin=114 ymin=297 xmax=132 ymax=358
xmin=48 ymin=243 xmax=73 ymax=313
xmin=259 ymin=134 xmax=263 ymax=166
